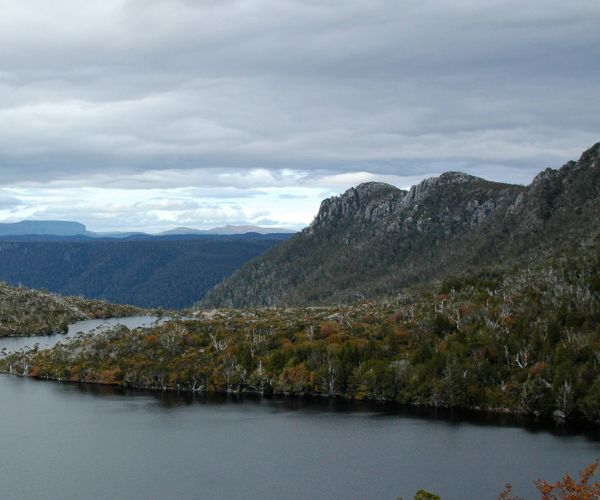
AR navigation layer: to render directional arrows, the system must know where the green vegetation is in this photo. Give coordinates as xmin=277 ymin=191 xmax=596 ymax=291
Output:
xmin=3 ymin=242 xmax=598 ymax=423
xmin=0 ymin=281 xmax=145 ymax=336
xmin=202 ymin=143 xmax=600 ymax=308
xmin=398 ymin=490 xmax=441 ymax=500
xmin=0 ymin=238 xmax=284 ymax=308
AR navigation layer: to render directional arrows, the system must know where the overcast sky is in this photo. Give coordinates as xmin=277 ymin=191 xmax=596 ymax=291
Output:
xmin=0 ymin=0 xmax=598 ymax=232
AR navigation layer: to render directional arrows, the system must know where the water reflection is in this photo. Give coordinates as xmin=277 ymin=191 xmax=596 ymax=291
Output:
xmin=45 ymin=378 xmax=600 ymax=441
xmin=1 ymin=371 xmax=599 ymax=499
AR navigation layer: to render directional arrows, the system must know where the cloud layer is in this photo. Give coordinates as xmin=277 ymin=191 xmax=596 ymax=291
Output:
xmin=0 ymin=0 xmax=598 ymax=230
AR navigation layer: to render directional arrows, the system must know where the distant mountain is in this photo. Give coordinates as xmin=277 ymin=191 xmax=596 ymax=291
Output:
xmin=201 ymin=142 xmax=600 ymax=307
xmin=206 ymin=224 xmax=295 ymax=234
xmin=88 ymin=231 xmax=148 ymax=239
xmin=0 ymin=232 xmax=294 ymax=243
xmin=0 ymin=220 xmax=294 ymax=239
xmin=159 ymin=225 xmax=295 ymax=236
xmin=159 ymin=227 xmax=204 ymax=236
xmin=0 ymin=220 xmax=87 ymax=236
xmin=119 ymin=233 xmax=293 ymax=242
xmin=0 ymin=239 xmax=285 ymax=308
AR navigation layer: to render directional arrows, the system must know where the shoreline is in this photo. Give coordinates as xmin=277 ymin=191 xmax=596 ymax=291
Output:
xmin=3 ymin=369 xmax=599 ymax=431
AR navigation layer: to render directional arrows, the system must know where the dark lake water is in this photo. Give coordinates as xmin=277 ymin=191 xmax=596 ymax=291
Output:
xmin=1 ymin=319 xmax=599 ymax=499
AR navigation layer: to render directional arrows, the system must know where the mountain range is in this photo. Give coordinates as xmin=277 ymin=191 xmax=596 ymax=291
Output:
xmin=159 ymin=225 xmax=294 ymax=236
xmin=0 ymin=221 xmax=294 ymax=239
xmin=201 ymin=142 xmax=600 ymax=307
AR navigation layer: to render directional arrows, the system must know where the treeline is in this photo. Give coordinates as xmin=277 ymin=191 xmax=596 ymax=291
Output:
xmin=3 ymin=242 xmax=599 ymax=422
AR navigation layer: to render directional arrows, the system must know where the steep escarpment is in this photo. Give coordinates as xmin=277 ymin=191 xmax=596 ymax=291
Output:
xmin=202 ymin=142 xmax=600 ymax=307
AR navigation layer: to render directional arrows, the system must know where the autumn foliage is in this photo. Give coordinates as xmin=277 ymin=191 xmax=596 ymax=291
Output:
xmin=499 ymin=460 xmax=600 ymax=499
xmin=535 ymin=459 xmax=600 ymax=500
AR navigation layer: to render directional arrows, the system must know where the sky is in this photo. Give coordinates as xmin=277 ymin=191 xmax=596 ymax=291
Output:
xmin=0 ymin=0 xmax=599 ymax=232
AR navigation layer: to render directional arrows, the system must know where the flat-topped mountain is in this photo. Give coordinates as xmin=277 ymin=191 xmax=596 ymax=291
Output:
xmin=202 ymin=142 xmax=600 ymax=307
xmin=0 ymin=220 xmax=87 ymax=236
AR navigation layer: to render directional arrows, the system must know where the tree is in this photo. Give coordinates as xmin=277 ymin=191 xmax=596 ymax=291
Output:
xmin=397 ymin=490 xmax=441 ymax=500
xmin=498 ymin=459 xmax=600 ymax=499
xmin=534 ymin=459 xmax=600 ymax=500
xmin=413 ymin=490 xmax=441 ymax=500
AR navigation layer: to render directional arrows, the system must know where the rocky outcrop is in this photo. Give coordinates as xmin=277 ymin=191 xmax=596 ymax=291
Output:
xmin=202 ymin=142 xmax=600 ymax=308
xmin=311 ymin=172 xmax=522 ymax=236
xmin=309 ymin=182 xmax=404 ymax=230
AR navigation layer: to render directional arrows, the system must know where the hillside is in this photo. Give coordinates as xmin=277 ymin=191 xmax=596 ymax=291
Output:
xmin=3 ymin=239 xmax=599 ymax=422
xmin=0 ymin=281 xmax=143 ymax=337
xmin=0 ymin=239 xmax=285 ymax=308
xmin=202 ymin=142 xmax=600 ymax=307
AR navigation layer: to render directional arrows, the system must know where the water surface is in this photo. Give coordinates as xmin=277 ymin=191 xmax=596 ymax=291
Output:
xmin=0 ymin=319 xmax=598 ymax=499
xmin=0 ymin=315 xmax=163 ymax=352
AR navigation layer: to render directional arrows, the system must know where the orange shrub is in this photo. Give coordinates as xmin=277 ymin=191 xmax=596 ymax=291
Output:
xmin=530 ymin=362 xmax=547 ymax=376
xmin=319 ymin=321 xmax=340 ymax=337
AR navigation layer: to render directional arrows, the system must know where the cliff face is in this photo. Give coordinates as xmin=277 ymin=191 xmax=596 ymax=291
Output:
xmin=311 ymin=174 xmax=520 ymax=231
xmin=309 ymin=182 xmax=405 ymax=229
xmin=201 ymin=142 xmax=600 ymax=308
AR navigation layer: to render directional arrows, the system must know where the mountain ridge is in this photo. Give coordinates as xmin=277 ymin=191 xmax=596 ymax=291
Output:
xmin=159 ymin=224 xmax=295 ymax=236
xmin=201 ymin=142 xmax=600 ymax=307
xmin=0 ymin=221 xmax=295 ymax=238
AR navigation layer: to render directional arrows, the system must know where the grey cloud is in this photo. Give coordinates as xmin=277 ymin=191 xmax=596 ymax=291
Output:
xmin=0 ymin=192 xmax=23 ymax=209
xmin=0 ymin=0 xmax=598 ymax=190
xmin=255 ymin=218 xmax=286 ymax=226
xmin=279 ymin=194 xmax=308 ymax=200
xmin=23 ymin=199 xmax=253 ymax=233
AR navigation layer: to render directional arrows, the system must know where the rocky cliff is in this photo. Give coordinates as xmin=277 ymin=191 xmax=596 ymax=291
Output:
xmin=201 ymin=142 xmax=600 ymax=307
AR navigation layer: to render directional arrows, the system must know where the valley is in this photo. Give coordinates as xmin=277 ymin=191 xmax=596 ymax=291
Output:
xmin=1 ymin=143 xmax=599 ymax=423
xmin=0 ymin=237 xmax=287 ymax=308
xmin=0 ymin=143 xmax=599 ymax=498
xmin=3 ymin=2 xmax=600 ymax=497
xmin=2 ymin=237 xmax=599 ymax=423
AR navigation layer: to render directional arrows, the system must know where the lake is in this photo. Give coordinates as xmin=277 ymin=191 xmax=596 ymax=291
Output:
xmin=0 ymin=318 xmax=598 ymax=499
xmin=0 ymin=315 xmax=166 ymax=352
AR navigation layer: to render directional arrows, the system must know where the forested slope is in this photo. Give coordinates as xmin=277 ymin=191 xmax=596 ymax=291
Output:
xmin=0 ymin=238 xmax=284 ymax=308
xmin=4 ymin=238 xmax=599 ymax=422
xmin=202 ymin=143 xmax=600 ymax=307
